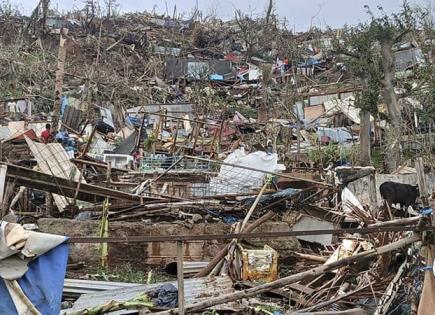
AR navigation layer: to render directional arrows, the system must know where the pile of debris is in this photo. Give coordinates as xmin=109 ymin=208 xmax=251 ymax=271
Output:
xmin=0 ymin=1 xmax=435 ymax=315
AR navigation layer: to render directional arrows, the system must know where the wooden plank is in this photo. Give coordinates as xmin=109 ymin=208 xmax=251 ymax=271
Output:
xmin=52 ymin=29 xmax=68 ymax=131
xmin=416 ymin=157 xmax=429 ymax=206
xmin=0 ymin=164 xmax=7 ymax=204
xmin=177 ymin=241 xmax=185 ymax=315
xmin=304 ymin=104 xmax=325 ymax=122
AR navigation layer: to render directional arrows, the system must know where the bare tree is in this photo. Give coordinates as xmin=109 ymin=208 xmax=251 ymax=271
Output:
xmin=41 ymin=0 xmax=49 ymax=30
xmin=334 ymin=24 xmax=381 ymax=166
xmin=366 ymin=3 xmax=416 ymax=171
xmin=104 ymin=0 xmax=119 ymax=19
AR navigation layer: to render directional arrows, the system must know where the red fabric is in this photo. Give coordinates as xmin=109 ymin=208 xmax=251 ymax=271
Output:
xmin=41 ymin=130 xmax=51 ymax=143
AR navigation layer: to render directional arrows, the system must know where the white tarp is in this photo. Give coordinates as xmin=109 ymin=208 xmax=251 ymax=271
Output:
xmin=0 ymin=222 xmax=66 ymax=280
xmin=201 ymin=148 xmax=285 ymax=196
xmin=341 ymin=187 xmax=364 ymax=214
xmin=317 ymin=127 xmax=354 ymax=143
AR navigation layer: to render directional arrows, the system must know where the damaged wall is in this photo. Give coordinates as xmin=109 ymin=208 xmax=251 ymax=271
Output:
xmin=37 ymin=219 xmax=299 ymax=268
xmin=348 ymin=173 xmax=435 ymax=206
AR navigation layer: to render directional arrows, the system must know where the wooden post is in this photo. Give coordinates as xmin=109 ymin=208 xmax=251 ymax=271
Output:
xmin=359 ymin=110 xmax=371 ymax=166
xmin=45 ymin=192 xmax=54 ymax=217
xmin=241 ymin=180 xmax=269 ymax=231
xmin=416 ymin=157 xmax=429 ymax=207
xmin=297 ymin=122 xmax=301 ymax=154
xmin=136 ymin=112 xmax=147 ymax=151
xmin=415 ymin=157 xmax=432 ymax=244
xmin=192 ymin=123 xmax=199 ymax=154
xmin=99 ymin=198 xmax=109 ymax=268
xmin=106 ymin=161 xmax=112 ymax=187
xmin=0 ymin=165 xmax=7 ymax=206
xmin=172 ymin=119 xmax=181 ymax=154
xmin=79 ymin=125 xmax=97 ymax=159
xmin=52 ymin=28 xmax=68 ymax=132
xmin=177 ymin=241 xmax=185 ymax=315
xmin=368 ymin=171 xmax=377 ymax=215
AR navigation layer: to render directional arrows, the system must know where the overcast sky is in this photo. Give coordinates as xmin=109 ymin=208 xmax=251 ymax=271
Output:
xmin=10 ymin=0 xmax=425 ymax=31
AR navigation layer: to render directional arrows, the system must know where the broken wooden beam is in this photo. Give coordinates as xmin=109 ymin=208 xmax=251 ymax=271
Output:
xmin=2 ymin=163 xmax=155 ymax=203
xmin=291 ymin=251 xmax=328 ymax=263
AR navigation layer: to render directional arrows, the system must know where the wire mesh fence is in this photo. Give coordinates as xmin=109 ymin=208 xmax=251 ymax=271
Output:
xmin=140 ymin=154 xmax=211 ymax=172
xmin=139 ymin=154 xmax=270 ymax=198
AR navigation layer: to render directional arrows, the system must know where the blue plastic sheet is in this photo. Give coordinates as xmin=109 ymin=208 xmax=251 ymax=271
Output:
xmin=60 ymin=96 xmax=68 ymax=116
xmin=420 ymin=207 xmax=433 ymax=216
xmin=0 ymin=242 xmax=69 ymax=315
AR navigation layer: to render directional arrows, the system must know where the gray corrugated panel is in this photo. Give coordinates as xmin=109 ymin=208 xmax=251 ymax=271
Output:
xmin=63 ymin=279 xmax=139 ymax=297
xmin=113 ymin=130 xmax=137 ymax=154
xmin=68 ymin=276 xmax=234 ymax=312
xmin=184 ymin=261 xmax=210 ymax=274
xmin=127 ymin=103 xmax=193 ymax=121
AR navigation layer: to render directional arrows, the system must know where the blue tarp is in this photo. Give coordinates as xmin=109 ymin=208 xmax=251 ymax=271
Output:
xmin=60 ymin=96 xmax=68 ymax=116
xmin=209 ymin=74 xmax=224 ymax=81
xmin=0 ymin=242 xmax=69 ymax=315
xmin=299 ymin=58 xmax=323 ymax=68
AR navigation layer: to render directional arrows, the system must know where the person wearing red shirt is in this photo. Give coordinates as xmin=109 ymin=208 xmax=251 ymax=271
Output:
xmin=41 ymin=123 xmax=53 ymax=144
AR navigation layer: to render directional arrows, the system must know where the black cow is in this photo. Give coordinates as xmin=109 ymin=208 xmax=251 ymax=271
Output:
xmin=379 ymin=181 xmax=419 ymax=211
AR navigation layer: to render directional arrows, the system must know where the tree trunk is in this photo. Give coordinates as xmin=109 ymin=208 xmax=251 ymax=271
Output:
xmin=41 ymin=0 xmax=49 ymax=30
xmin=359 ymin=110 xmax=371 ymax=166
xmin=258 ymin=90 xmax=268 ymax=123
xmin=265 ymin=0 xmax=273 ymax=24
xmin=380 ymin=40 xmax=401 ymax=173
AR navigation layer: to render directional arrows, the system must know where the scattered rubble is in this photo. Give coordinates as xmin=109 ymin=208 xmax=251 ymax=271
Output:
xmin=0 ymin=1 xmax=435 ymax=315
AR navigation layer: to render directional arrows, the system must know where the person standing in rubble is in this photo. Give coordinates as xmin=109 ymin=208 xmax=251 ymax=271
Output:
xmin=40 ymin=123 xmax=54 ymax=144
xmin=132 ymin=149 xmax=142 ymax=170
xmin=283 ymin=57 xmax=290 ymax=71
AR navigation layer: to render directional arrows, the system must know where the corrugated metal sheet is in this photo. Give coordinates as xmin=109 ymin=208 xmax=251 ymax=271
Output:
xmin=309 ymin=93 xmax=338 ymax=106
xmin=166 ymin=57 xmax=234 ymax=80
xmin=113 ymin=130 xmax=137 ymax=155
xmin=63 ymin=279 xmax=138 ymax=298
xmin=62 ymin=105 xmax=84 ymax=132
xmin=395 ymin=47 xmax=423 ymax=72
xmin=127 ymin=103 xmax=193 ymax=123
xmin=67 ymin=276 xmax=234 ymax=312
